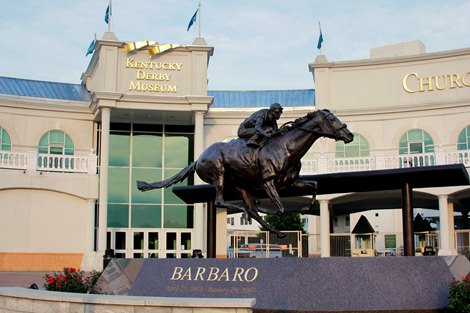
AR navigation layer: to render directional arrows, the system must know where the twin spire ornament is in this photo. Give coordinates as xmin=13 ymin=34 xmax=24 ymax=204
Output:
xmin=124 ymin=41 xmax=181 ymax=57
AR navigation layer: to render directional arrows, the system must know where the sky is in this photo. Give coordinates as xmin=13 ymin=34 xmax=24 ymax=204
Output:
xmin=1 ymin=1 xmax=469 ymax=90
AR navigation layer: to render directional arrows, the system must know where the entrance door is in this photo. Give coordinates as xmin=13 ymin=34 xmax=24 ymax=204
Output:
xmin=107 ymin=228 xmax=194 ymax=258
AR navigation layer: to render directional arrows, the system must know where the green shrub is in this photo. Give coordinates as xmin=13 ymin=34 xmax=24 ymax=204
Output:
xmin=448 ymin=273 xmax=470 ymax=313
xmin=44 ymin=267 xmax=101 ymax=294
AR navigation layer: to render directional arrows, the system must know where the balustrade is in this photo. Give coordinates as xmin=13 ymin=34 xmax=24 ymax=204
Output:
xmin=0 ymin=150 xmax=97 ymax=174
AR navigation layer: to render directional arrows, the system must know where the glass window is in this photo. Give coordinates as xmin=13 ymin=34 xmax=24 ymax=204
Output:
xmin=163 ymin=168 xmax=190 ymax=205
xmin=164 ymin=134 xmax=193 ymax=168
xmin=38 ymin=130 xmax=74 ymax=155
xmin=133 ymin=232 xmax=144 ymax=249
xmin=106 ymin=122 xmax=195 ymax=246
xmin=131 ymin=204 xmax=162 ymax=228
xmin=109 ymin=131 xmax=130 ymax=166
xmin=166 ymin=232 xmax=177 ymax=250
xmin=181 ymin=232 xmax=192 ymax=250
xmin=336 ymin=133 xmax=369 ymax=158
xmin=115 ymin=232 xmax=126 ymax=250
xmin=131 ymin=168 xmax=163 ymax=204
xmin=399 ymin=129 xmax=434 ymax=154
xmin=164 ymin=205 xmax=193 ymax=228
xmin=0 ymin=128 xmax=12 ymax=151
xmin=132 ymin=133 xmax=162 ymax=167
xmin=107 ymin=204 xmax=129 ymax=227
xmin=108 ymin=167 xmax=130 ymax=203
xmin=457 ymin=126 xmax=470 ymax=150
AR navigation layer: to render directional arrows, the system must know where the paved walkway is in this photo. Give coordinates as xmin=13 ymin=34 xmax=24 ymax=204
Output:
xmin=0 ymin=272 xmax=50 ymax=289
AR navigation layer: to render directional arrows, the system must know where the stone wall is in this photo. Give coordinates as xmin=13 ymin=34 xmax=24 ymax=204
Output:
xmin=0 ymin=287 xmax=254 ymax=313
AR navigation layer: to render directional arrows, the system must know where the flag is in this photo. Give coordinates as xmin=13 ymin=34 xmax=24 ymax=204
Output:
xmin=187 ymin=9 xmax=198 ymax=31
xmin=317 ymin=30 xmax=323 ymax=50
xmin=104 ymin=5 xmax=111 ymax=24
xmin=86 ymin=38 xmax=96 ymax=56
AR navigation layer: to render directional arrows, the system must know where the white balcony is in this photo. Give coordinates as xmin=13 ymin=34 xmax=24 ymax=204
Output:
xmin=301 ymin=149 xmax=470 ymax=175
xmin=0 ymin=150 xmax=97 ymax=174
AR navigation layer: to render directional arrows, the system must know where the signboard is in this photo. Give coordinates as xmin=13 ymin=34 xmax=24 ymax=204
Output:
xmin=98 ymin=257 xmax=454 ymax=311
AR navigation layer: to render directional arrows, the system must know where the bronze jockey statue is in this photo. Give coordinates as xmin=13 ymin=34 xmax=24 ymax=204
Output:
xmin=237 ymin=103 xmax=284 ymax=148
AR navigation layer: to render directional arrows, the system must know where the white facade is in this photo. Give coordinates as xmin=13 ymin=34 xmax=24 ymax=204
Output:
xmin=0 ymin=36 xmax=469 ymax=271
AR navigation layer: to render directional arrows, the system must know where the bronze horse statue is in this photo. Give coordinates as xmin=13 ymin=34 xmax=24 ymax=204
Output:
xmin=137 ymin=109 xmax=354 ymax=236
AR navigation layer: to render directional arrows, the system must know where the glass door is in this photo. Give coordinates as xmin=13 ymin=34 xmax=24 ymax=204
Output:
xmin=108 ymin=228 xmax=193 ymax=258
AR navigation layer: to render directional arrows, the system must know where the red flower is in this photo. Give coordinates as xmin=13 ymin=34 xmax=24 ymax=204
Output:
xmin=69 ymin=268 xmax=77 ymax=273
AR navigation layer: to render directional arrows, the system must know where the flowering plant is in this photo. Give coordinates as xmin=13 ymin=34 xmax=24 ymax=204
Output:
xmin=44 ymin=267 xmax=101 ymax=294
xmin=448 ymin=273 xmax=470 ymax=312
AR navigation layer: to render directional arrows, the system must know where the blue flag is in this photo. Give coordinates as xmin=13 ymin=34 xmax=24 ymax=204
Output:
xmin=317 ymin=30 xmax=323 ymax=50
xmin=105 ymin=5 xmax=110 ymax=24
xmin=86 ymin=39 xmax=96 ymax=56
xmin=187 ymin=9 xmax=198 ymax=31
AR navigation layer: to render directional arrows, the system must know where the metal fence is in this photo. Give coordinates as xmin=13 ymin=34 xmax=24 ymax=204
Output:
xmin=234 ymin=229 xmax=470 ymax=260
xmin=227 ymin=230 xmax=302 ymax=258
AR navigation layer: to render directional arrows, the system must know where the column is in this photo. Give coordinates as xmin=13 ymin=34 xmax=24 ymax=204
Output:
xmin=98 ymin=108 xmax=111 ymax=266
xmin=447 ymin=201 xmax=456 ymax=254
xmin=438 ymin=196 xmax=450 ymax=254
xmin=193 ymin=111 xmax=206 ymax=255
xmin=402 ymin=182 xmax=415 ymax=256
xmin=320 ymin=200 xmax=330 ymax=257
xmin=438 ymin=195 xmax=456 ymax=255
xmin=81 ymin=199 xmax=96 ymax=271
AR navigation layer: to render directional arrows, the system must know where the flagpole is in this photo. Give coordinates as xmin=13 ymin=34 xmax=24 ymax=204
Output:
xmin=198 ymin=2 xmax=201 ymax=38
xmin=108 ymin=0 xmax=112 ymax=32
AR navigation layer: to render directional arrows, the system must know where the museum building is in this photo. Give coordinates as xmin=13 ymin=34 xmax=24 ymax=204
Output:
xmin=0 ymin=33 xmax=469 ymax=271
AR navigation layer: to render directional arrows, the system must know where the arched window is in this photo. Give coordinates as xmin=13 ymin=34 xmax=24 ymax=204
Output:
xmin=0 ymin=127 xmax=12 ymax=151
xmin=336 ymin=133 xmax=369 ymax=157
xmin=38 ymin=130 xmax=74 ymax=155
xmin=399 ymin=129 xmax=434 ymax=155
xmin=399 ymin=129 xmax=434 ymax=167
xmin=457 ymin=126 xmax=470 ymax=150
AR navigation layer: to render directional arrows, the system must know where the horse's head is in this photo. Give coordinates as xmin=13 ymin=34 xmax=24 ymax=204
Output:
xmin=304 ymin=109 xmax=354 ymax=143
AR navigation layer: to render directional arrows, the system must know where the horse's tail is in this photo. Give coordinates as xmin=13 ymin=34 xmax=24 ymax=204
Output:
xmin=137 ymin=162 xmax=197 ymax=191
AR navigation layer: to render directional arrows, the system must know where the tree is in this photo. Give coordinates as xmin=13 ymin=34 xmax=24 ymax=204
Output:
xmin=262 ymin=212 xmax=305 ymax=233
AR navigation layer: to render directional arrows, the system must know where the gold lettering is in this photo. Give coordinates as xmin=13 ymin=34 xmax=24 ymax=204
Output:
xmin=129 ymin=81 xmax=177 ymax=93
xmin=463 ymin=72 xmax=470 ymax=87
xmin=419 ymin=76 xmax=434 ymax=92
xmin=449 ymin=73 xmax=463 ymax=88
xmin=126 ymin=58 xmax=182 ymax=71
xmin=404 ymin=71 xmax=469 ymax=93
xmin=403 ymin=72 xmax=419 ymax=93
xmin=434 ymin=75 xmax=446 ymax=90
xmin=135 ymin=70 xmax=171 ymax=81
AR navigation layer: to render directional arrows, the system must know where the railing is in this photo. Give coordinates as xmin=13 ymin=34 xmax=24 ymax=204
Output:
xmin=301 ymin=149 xmax=470 ymax=175
xmin=302 ymin=230 xmax=469 ymax=259
xmin=0 ymin=151 xmax=27 ymax=169
xmin=37 ymin=154 xmax=94 ymax=173
xmin=455 ymin=230 xmax=470 ymax=260
xmin=0 ymin=150 xmax=97 ymax=174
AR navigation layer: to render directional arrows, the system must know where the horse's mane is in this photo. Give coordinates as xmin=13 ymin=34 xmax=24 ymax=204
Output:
xmin=273 ymin=109 xmax=328 ymax=138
